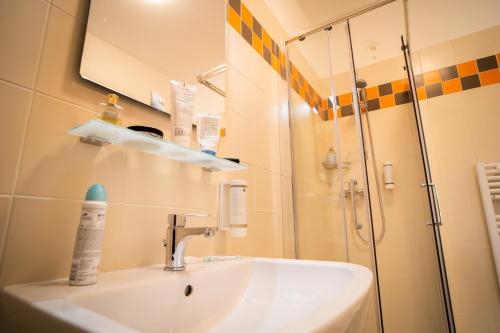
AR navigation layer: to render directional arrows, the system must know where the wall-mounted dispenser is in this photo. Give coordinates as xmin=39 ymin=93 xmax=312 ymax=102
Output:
xmin=219 ymin=180 xmax=247 ymax=237
xmin=383 ymin=162 xmax=394 ymax=189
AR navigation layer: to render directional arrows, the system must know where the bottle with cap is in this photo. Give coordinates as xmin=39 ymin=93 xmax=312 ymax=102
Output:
xmin=100 ymin=93 xmax=123 ymax=124
xmin=69 ymin=184 xmax=108 ymax=286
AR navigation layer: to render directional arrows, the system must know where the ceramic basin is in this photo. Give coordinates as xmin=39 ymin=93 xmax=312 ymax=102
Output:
xmin=1 ymin=257 xmax=372 ymax=333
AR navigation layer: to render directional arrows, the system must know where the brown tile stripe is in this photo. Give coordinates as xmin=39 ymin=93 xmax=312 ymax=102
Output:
xmin=227 ymin=2 xmax=500 ymax=121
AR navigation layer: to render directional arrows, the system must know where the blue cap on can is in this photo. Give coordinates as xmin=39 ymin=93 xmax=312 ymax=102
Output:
xmin=85 ymin=184 xmax=107 ymax=202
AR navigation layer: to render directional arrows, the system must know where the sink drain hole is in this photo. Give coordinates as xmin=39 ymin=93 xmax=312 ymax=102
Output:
xmin=184 ymin=285 xmax=193 ymax=297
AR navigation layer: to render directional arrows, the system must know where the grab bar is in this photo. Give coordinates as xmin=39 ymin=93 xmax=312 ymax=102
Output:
xmin=421 ymin=183 xmax=443 ymax=226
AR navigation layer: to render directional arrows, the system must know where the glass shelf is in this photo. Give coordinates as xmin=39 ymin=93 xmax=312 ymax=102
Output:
xmin=69 ymin=120 xmax=247 ymax=172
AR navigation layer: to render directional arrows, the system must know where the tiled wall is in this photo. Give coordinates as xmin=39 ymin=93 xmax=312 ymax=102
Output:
xmin=414 ymin=25 xmax=500 ymax=333
xmin=227 ymin=0 xmax=326 ymax=116
xmin=0 ymin=0 xmax=291 ymax=286
xmin=228 ymin=0 xmax=500 ymax=124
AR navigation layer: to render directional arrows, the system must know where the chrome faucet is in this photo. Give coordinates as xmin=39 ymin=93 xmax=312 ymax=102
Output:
xmin=163 ymin=213 xmax=218 ymax=271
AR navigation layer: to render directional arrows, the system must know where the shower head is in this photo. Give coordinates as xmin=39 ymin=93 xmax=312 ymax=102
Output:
xmin=356 ymin=78 xmax=367 ymax=89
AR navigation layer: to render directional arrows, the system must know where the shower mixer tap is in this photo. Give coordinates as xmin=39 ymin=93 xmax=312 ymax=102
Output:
xmin=345 ymin=179 xmax=364 ymax=230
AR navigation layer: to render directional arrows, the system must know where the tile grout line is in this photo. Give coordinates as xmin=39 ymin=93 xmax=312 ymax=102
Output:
xmin=3 ymin=194 xmax=223 ymax=211
xmin=0 ymin=2 xmax=52 ymax=271
xmin=0 ymin=78 xmax=33 ymax=93
xmin=34 ymin=90 xmax=101 ymax=116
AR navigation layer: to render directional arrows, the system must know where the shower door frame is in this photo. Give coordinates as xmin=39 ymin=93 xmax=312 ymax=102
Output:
xmin=285 ymin=0 xmax=456 ymax=332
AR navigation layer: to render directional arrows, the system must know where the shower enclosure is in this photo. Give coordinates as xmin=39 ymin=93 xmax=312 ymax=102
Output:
xmin=285 ymin=1 xmax=455 ymax=332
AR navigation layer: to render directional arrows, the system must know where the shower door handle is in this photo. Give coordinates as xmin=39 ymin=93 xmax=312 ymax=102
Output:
xmin=421 ymin=183 xmax=443 ymax=226
xmin=431 ymin=184 xmax=443 ymax=226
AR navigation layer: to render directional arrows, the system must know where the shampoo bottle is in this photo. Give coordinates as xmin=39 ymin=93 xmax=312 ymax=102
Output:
xmin=197 ymin=114 xmax=221 ymax=155
xmin=69 ymin=184 xmax=108 ymax=286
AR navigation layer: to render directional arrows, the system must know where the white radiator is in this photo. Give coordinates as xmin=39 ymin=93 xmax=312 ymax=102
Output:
xmin=476 ymin=162 xmax=500 ymax=286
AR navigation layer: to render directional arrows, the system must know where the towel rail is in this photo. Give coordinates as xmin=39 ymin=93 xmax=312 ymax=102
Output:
xmin=477 ymin=162 xmax=500 ymax=286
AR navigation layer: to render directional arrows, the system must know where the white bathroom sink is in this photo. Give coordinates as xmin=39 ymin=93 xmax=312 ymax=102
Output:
xmin=1 ymin=257 xmax=372 ymax=333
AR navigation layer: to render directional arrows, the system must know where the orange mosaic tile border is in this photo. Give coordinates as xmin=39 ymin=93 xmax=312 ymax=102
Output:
xmin=227 ymin=1 xmax=500 ymax=121
xmin=228 ymin=0 xmax=286 ymax=78
xmin=325 ymin=53 xmax=500 ymax=120
xmin=227 ymin=0 xmax=324 ymax=112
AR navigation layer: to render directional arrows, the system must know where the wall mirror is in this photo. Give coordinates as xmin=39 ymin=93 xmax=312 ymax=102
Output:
xmin=80 ymin=0 xmax=226 ymax=117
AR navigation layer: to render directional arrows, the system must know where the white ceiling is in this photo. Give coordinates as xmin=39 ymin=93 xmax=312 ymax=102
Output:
xmin=265 ymin=0 xmax=405 ymax=78
xmin=88 ymin=0 xmax=226 ymax=84
xmin=265 ymin=0 xmax=500 ymax=80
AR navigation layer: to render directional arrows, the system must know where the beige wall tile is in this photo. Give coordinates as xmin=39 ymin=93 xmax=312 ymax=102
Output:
xmin=0 ymin=0 xmax=49 ymax=88
xmin=475 ymin=144 xmax=500 ymax=162
xmin=451 ymin=25 xmax=500 ymax=64
xmin=226 ymin=65 xmax=254 ymax=119
xmin=253 ymin=85 xmax=279 ymax=132
xmin=218 ymin=108 xmax=256 ymax=166
xmin=226 ymin=27 xmax=255 ymax=84
xmin=1 ymin=198 xmax=74 ymax=285
xmin=122 ymin=150 xmax=218 ymax=211
xmin=255 ymin=169 xmax=281 ymax=214
xmin=253 ymin=52 xmax=279 ymax=100
xmin=226 ymin=213 xmax=283 ymax=257
xmin=0 ymin=197 xmax=121 ymax=286
xmin=116 ymin=204 xmax=168 ymax=269
xmin=449 ymin=279 xmax=500 ymax=332
xmin=0 ymin=81 xmax=32 ymax=194
xmin=0 ymin=196 xmax=12 ymax=262
xmin=16 ymin=93 xmax=127 ymax=201
xmin=438 ymin=178 xmax=483 ymax=214
xmin=440 ymin=212 xmax=490 ymax=248
xmin=461 ymin=84 xmax=500 ymax=122
xmin=254 ymin=121 xmax=281 ymax=173
xmin=418 ymin=41 xmax=455 ymax=73
xmin=444 ymin=246 xmax=498 ymax=284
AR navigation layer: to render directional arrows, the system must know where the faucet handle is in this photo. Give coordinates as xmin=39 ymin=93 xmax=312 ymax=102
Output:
xmin=183 ymin=213 xmax=209 ymax=218
xmin=167 ymin=213 xmax=210 ymax=227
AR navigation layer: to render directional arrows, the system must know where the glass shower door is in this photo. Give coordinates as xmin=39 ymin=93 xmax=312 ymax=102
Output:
xmin=285 ymin=29 xmax=350 ymax=264
xmin=286 ymin=1 xmax=456 ymax=331
xmin=345 ymin=0 xmax=454 ymax=331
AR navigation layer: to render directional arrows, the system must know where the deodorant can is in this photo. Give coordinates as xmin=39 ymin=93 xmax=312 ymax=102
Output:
xmin=69 ymin=184 xmax=107 ymax=286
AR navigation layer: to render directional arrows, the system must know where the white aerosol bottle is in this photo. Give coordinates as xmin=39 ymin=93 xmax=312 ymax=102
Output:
xmin=69 ymin=184 xmax=108 ymax=286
